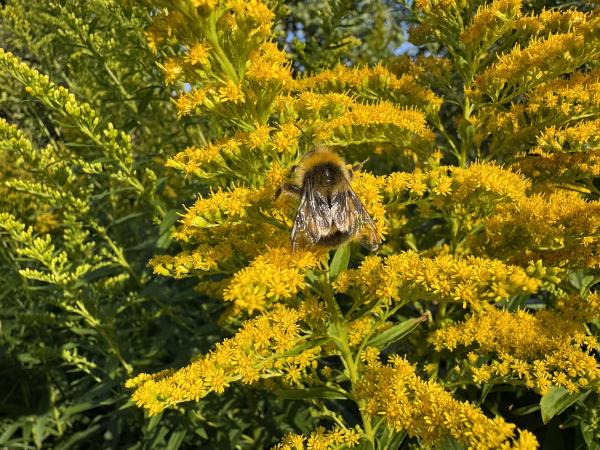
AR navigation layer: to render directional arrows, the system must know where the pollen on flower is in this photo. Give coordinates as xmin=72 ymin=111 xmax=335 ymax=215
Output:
xmin=432 ymin=305 xmax=600 ymax=394
xmin=223 ymin=247 xmax=322 ymax=313
xmin=126 ymin=305 xmax=316 ymax=415
xmin=218 ymin=80 xmax=245 ymax=104
xmin=355 ymin=356 xmax=538 ymax=449
xmin=334 ymin=251 xmax=542 ymax=309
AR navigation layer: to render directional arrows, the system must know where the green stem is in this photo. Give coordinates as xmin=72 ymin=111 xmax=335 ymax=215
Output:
xmin=320 ymin=272 xmax=375 ymax=447
xmin=205 ymin=13 xmax=239 ymax=83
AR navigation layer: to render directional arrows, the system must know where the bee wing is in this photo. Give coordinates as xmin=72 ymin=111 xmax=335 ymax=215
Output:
xmin=331 ymin=182 xmax=381 ymax=251
xmin=291 ymin=179 xmax=333 ymax=249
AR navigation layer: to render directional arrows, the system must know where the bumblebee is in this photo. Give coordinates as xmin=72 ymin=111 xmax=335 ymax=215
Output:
xmin=276 ymin=146 xmax=381 ymax=251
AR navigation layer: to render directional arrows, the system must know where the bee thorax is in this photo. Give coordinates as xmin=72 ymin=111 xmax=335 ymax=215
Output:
xmin=303 ymin=162 xmax=346 ymax=188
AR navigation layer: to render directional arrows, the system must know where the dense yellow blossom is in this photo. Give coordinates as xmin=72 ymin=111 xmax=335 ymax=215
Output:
xmin=180 ymin=186 xmax=255 ymax=229
xmin=514 ymin=9 xmax=588 ymax=37
xmin=315 ymin=102 xmax=434 ymax=144
xmin=126 ymin=305 xmax=319 ymax=415
xmin=483 ymin=190 xmax=600 ymax=268
xmin=293 ymin=64 xmax=442 ymax=114
xmin=356 ymin=356 xmax=538 ymax=449
xmin=485 ymin=68 xmax=600 ymax=161
xmin=385 ymin=163 xmax=529 ymax=205
xmin=476 ymin=17 xmax=600 ymax=99
xmin=432 ymin=304 xmax=600 ymax=393
xmin=334 ymin=251 xmax=542 ymax=309
xmin=120 ymin=0 xmax=600 ymax=445
xmin=247 ymin=41 xmax=293 ymax=85
xmin=533 ymin=119 xmax=600 ymax=154
xmin=272 ymin=427 xmax=360 ymax=450
xmin=223 ymin=246 xmax=322 ymax=313
xmin=460 ymin=0 xmax=522 ymax=49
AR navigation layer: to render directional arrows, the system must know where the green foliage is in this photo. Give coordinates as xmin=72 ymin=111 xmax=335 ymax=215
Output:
xmin=276 ymin=0 xmax=407 ymax=72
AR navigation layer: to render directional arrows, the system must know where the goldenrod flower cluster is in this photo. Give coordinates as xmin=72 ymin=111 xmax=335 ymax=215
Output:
xmin=120 ymin=0 xmax=600 ymax=447
xmin=126 ymin=305 xmax=319 ymax=415
xmin=432 ymin=303 xmax=600 ymax=394
xmin=272 ymin=427 xmax=360 ymax=450
xmin=356 ymin=355 xmax=538 ymax=449
xmin=223 ymin=247 xmax=322 ymax=313
xmin=334 ymin=251 xmax=542 ymax=309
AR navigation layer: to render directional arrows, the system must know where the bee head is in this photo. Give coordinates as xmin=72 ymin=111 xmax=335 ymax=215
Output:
xmin=295 ymin=147 xmax=349 ymax=185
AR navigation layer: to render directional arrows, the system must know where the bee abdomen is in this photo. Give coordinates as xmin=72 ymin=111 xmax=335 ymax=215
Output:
xmin=315 ymin=230 xmax=352 ymax=247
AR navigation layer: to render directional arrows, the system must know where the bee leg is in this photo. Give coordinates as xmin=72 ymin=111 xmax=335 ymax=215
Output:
xmin=275 ymin=183 xmax=302 ymax=200
xmin=352 ymin=157 xmax=370 ymax=172
xmin=348 ymin=157 xmax=370 ymax=180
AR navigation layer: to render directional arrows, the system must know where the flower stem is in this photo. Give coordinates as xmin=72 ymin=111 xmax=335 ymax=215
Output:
xmin=320 ymin=271 xmax=376 ymax=447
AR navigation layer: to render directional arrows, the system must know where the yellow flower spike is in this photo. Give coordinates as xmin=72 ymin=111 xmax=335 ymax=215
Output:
xmin=179 ymin=186 xmax=254 ymax=230
xmin=460 ymin=0 xmax=522 ymax=49
xmin=432 ymin=305 xmax=600 ymax=393
xmin=185 ymin=42 xmax=211 ymax=66
xmin=356 ymin=356 xmax=537 ymax=449
xmin=293 ymin=64 xmax=442 ymax=114
xmin=475 ymin=16 xmax=600 ymax=99
xmin=127 ymin=305 xmax=315 ymax=415
xmin=337 ymin=251 xmax=541 ymax=309
xmin=317 ymin=101 xmax=434 ymax=142
xmin=223 ymin=247 xmax=321 ymax=313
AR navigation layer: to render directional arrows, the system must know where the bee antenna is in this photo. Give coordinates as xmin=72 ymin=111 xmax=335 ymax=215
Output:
xmin=293 ymin=123 xmax=314 ymax=149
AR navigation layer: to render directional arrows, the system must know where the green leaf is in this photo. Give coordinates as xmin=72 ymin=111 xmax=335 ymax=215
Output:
xmin=479 ymin=383 xmax=493 ymax=404
xmin=156 ymin=209 xmax=179 ymax=250
xmin=275 ymin=387 xmax=348 ymax=400
xmin=279 ymin=337 xmax=329 ymax=358
xmin=437 ymin=437 xmax=467 ymax=450
xmin=568 ymin=270 xmax=600 ymax=295
xmin=329 ymin=243 xmax=350 ymax=278
xmin=511 ymin=403 xmax=540 ymax=416
xmin=166 ymin=430 xmax=187 ymax=450
xmin=581 ymin=420 xmax=600 ymax=450
xmin=366 ymin=315 xmax=427 ymax=349
xmin=32 ymin=415 xmax=47 ymax=449
xmin=540 ymin=387 xmax=589 ymax=424
xmin=54 ymin=424 xmax=103 ymax=450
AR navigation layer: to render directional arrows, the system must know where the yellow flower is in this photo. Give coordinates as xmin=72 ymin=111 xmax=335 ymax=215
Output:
xmin=315 ymin=101 xmax=434 ymax=143
xmin=432 ymin=304 xmax=600 ymax=393
xmin=218 ymin=80 xmax=245 ymax=104
xmin=356 ymin=356 xmax=538 ymax=449
xmin=293 ymin=64 xmax=442 ymax=114
xmin=334 ymin=251 xmax=542 ymax=309
xmin=223 ymin=246 xmax=322 ymax=313
xmin=460 ymin=0 xmax=522 ymax=49
xmin=247 ymin=42 xmax=292 ymax=86
xmin=475 ymin=16 xmax=600 ymax=99
xmin=161 ymin=59 xmax=182 ymax=85
xmin=185 ymin=42 xmax=211 ymax=66
xmin=126 ymin=305 xmax=317 ymax=415
xmin=273 ymin=427 xmax=360 ymax=450
xmin=246 ymin=124 xmax=272 ymax=149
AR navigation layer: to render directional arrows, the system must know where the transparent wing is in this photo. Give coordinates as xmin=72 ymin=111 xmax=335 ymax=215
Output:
xmin=291 ymin=179 xmax=333 ymax=250
xmin=331 ymin=182 xmax=381 ymax=251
